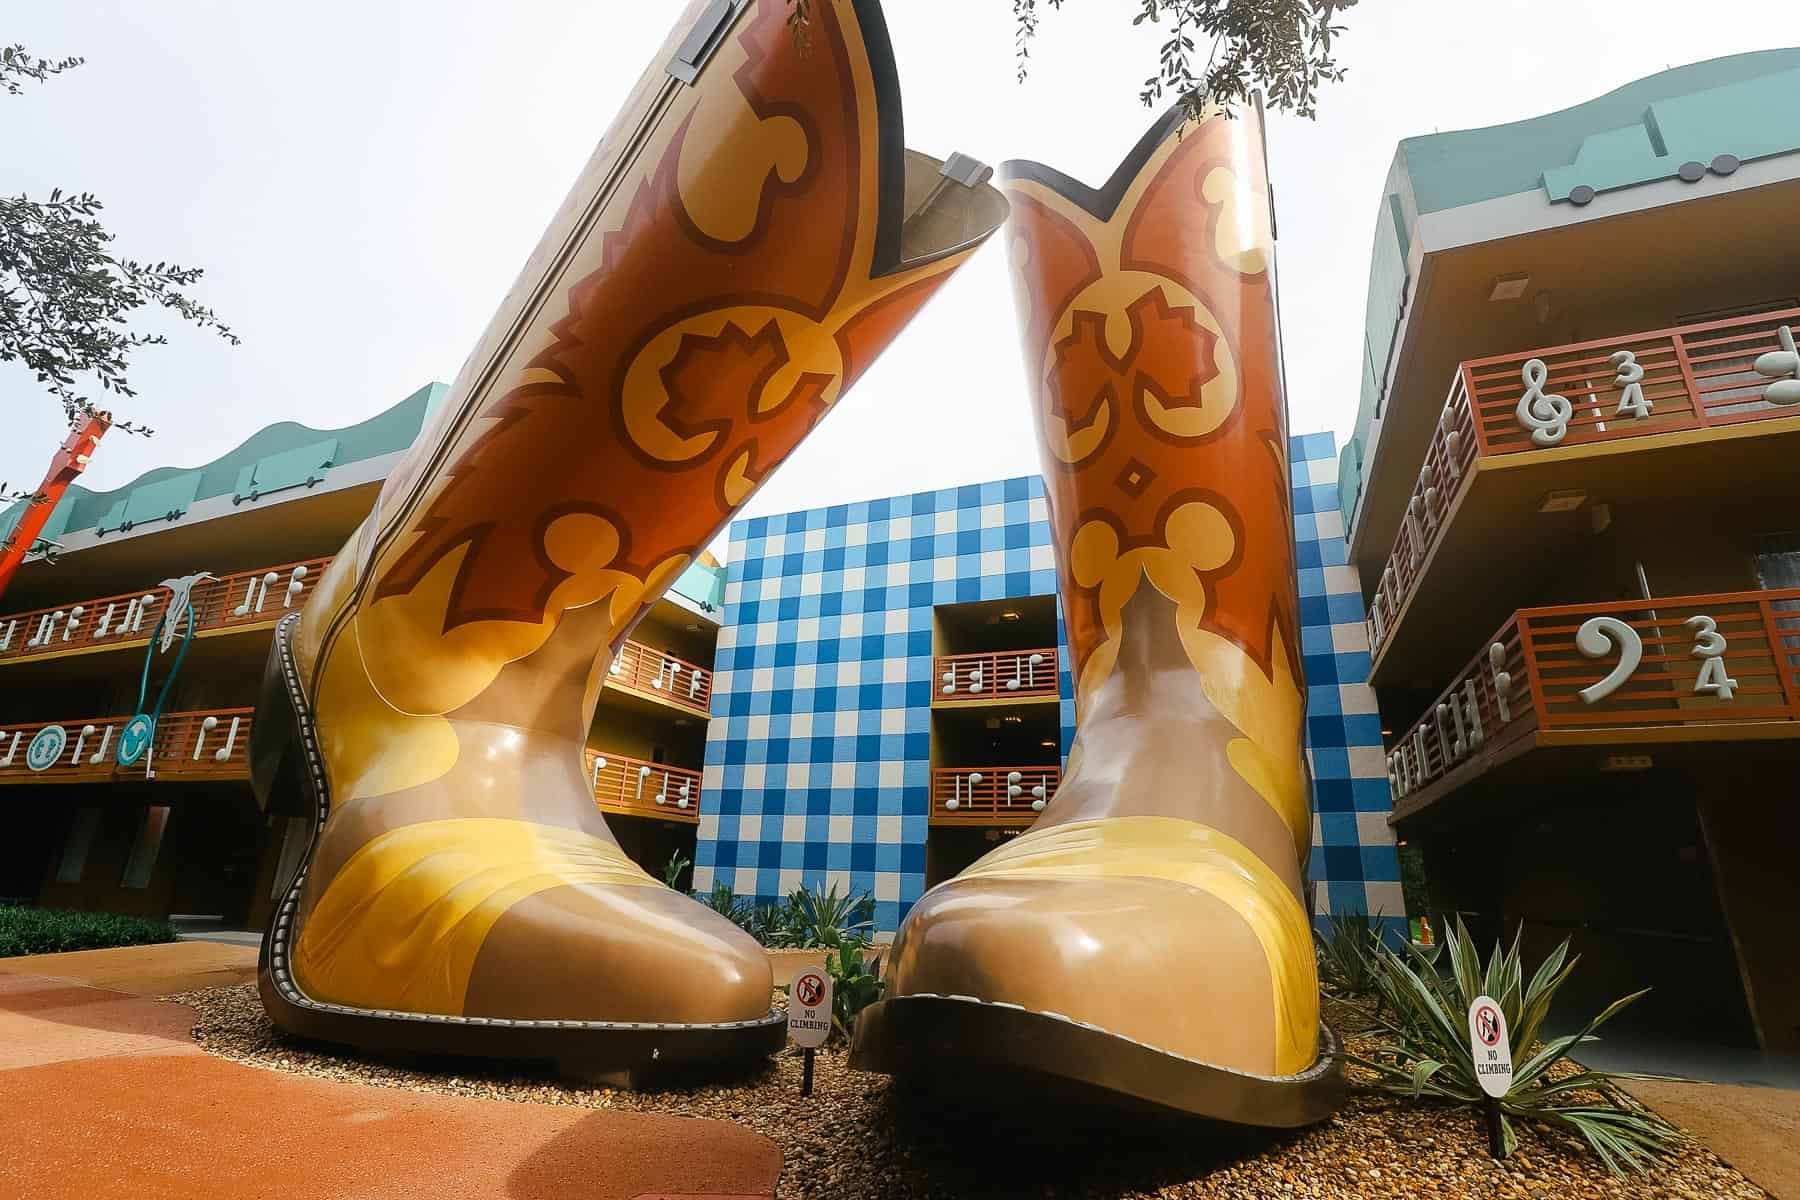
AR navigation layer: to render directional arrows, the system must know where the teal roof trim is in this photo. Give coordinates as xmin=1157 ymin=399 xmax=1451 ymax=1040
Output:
xmin=671 ymin=559 xmax=726 ymax=614
xmin=8 ymin=381 xmax=445 ymax=540
xmin=1544 ymin=66 xmax=1800 ymax=201
xmin=1400 ymin=49 xmax=1800 ymax=214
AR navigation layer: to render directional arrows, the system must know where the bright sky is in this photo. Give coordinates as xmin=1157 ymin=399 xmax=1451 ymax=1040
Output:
xmin=2 ymin=2 xmax=1788 ymax=554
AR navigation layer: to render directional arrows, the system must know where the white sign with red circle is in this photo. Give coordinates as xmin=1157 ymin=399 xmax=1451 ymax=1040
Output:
xmin=788 ymin=967 xmax=833 ymax=1049
xmin=1467 ymin=994 xmax=1513 ymax=1098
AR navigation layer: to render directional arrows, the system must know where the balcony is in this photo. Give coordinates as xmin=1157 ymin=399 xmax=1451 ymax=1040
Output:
xmin=1367 ymin=308 xmax=1800 ymax=682
xmin=604 ymin=639 xmax=713 ymax=716
xmin=929 ymin=765 xmax=1061 ymax=826
xmin=0 ymin=558 xmax=331 ymax=666
xmin=932 ymin=648 xmax=1060 ymax=705
xmin=1387 ymin=587 xmax=1800 ymax=821
xmin=585 ymin=749 xmax=702 ymax=824
xmin=0 ymin=707 xmax=255 ymax=784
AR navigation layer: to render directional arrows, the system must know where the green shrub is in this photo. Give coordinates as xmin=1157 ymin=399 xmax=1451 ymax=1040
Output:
xmin=1315 ymin=909 xmax=1385 ymax=999
xmin=1353 ymin=915 xmax=1679 ymax=1176
xmin=696 ymin=880 xmax=756 ymax=935
xmin=662 ymin=849 xmax=693 ymax=892
xmin=823 ymin=932 xmax=884 ymax=1039
xmin=0 ymin=905 xmax=181 ymax=957
xmin=693 ymin=879 xmax=878 ymax=951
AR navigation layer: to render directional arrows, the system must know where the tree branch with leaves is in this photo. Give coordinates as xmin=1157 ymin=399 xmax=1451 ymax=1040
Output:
xmin=1 ymin=44 xmax=237 ymax=439
xmin=792 ymin=0 xmax=1352 ymax=118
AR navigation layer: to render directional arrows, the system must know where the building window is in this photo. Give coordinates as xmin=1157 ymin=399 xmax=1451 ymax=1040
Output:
xmin=55 ymin=807 xmax=102 ymax=884
xmin=1754 ymin=532 xmax=1800 ymax=589
xmin=120 ymin=806 xmax=171 ymax=889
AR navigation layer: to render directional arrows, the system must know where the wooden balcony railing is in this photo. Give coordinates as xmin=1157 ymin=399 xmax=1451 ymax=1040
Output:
xmin=0 ymin=557 xmax=333 ymax=665
xmin=1389 ymin=587 xmax=1800 ymax=808
xmin=930 ymin=765 xmax=1061 ymax=825
xmin=0 ymin=707 xmax=254 ymax=784
xmin=1368 ymin=308 xmax=1800 ymax=661
xmin=605 ymin=638 xmax=712 ymax=715
xmin=584 ymin=748 xmax=702 ymax=823
xmin=934 ymin=648 xmax=1060 ymax=701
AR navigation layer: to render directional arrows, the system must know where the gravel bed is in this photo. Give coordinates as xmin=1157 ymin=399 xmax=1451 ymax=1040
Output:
xmin=168 ymin=985 xmax=1769 ymax=1200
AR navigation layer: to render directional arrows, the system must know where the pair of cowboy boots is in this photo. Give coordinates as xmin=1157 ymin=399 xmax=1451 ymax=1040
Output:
xmin=253 ymin=0 xmax=1339 ymax=1123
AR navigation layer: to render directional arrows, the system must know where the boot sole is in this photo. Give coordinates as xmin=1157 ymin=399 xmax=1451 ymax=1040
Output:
xmin=848 ymin=993 xmax=1345 ymax=1127
xmin=252 ymin=613 xmax=785 ymax=1085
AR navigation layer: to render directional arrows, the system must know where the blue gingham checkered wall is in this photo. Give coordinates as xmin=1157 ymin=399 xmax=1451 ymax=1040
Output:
xmin=696 ymin=433 xmax=1402 ymax=936
xmin=1291 ymin=431 xmax=1405 ymax=936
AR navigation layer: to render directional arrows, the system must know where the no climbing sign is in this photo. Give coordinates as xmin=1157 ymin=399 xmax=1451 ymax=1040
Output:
xmin=1467 ymin=995 xmax=1513 ymax=1098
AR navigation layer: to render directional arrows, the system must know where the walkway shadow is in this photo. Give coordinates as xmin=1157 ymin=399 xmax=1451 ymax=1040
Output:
xmin=843 ymin=1076 xmax=1298 ymax=1198
xmin=506 ymin=1108 xmax=781 ymax=1200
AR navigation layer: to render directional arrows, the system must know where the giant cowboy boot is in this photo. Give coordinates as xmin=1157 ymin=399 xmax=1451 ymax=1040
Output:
xmin=851 ymin=103 xmax=1342 ymax=1125
xmin=251 ymin=0 xmax=1005 ymax=1080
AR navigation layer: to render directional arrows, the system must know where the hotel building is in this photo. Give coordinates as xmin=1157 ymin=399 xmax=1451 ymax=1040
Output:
xmin=1338 ymin=50 xmax=1800 ymax=1050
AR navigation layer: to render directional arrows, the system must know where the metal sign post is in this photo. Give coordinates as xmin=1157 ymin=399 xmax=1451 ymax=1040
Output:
xmin=1467 ymin=994 xmax=1514 ymax=1160
xmin=787 ymin=966 xmax=832 ymax=1098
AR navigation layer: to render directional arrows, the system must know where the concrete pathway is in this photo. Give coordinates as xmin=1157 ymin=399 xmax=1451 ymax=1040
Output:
xmin=0 ymin=944 xmax=781 ymax=1200
xmin=0 ymin=940 xmax=261 ymax=995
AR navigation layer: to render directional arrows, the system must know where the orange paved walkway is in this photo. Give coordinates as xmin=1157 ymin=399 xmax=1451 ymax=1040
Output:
xmin=0 ymin=945 xmax=780 ymax=1200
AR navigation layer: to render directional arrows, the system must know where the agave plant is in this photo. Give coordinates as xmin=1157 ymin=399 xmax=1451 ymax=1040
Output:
xmin=1315 ymin=909 xmax=1384 ymax=999
xmin=823 ymin=933 xmax=884 ymax=1039
xmin=783 ymin=881 xmax=875 ymax=949
xmin=1353 ymin=916 xmax=1680 ymax=1176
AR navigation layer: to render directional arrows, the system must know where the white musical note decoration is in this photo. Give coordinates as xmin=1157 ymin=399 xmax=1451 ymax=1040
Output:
xmin=70 ymin=724 xmax=97 ymax=765
xmin=968 ymin=666 xmax=984 ymax=694
xmin=1754 ymin=325 xmax=1800 ymax=404
xmin=194 ymin=715 xmax=220 ymax=760
xmin=28 ymin=611 xmax=63 ymax=647
xmin=61 ymin=605 xmax=85 ymax=642
xmin=590 ymin=755 xmax=609 ymax=790
xmin=609 ymin=654 xmax=625 ymax=677
xmin=88 ymin=725 xmax=114 ymax=765
xmin=131 ymin=594 xmax=158 ymax=633
xmin=213 ymin=716 xmax=241 ymax=763
xmin=0 ymin=730 xmax=17 ymax=767
xmin=233 ymin=578 xmax=255 ymax=617
xmin=651 ymin=659 xmax=681 ymax=690
xmin=0 ymin=619 xmax=15 ymax=651
xmin=688 ymin=668 xmax=707 ymax=700
xmin=636 ymin=764 xmax=652 ymax=800
xmin=1440 ymin=408 xmax=1463 ymax=486
xmin=940 ymin=666 xmax=958 ymax=694
xmin=283 ymin=566 xmax=309 ymax=608
xmin=1006 ymin=770 xmax=1023 ymax=800
xmin=1488 ymin=642 xmax=1513 ymax=723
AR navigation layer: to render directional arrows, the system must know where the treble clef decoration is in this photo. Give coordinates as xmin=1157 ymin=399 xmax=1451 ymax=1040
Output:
xmin=1515 ymin=358 xmax=1572 ymax=446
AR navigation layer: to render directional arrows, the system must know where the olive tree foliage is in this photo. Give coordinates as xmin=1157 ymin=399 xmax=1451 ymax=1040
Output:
xmin=788 ymin=0 xmax=1353 ymax=119
xmin=1 ymin=45 xmax=236 ymax=442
